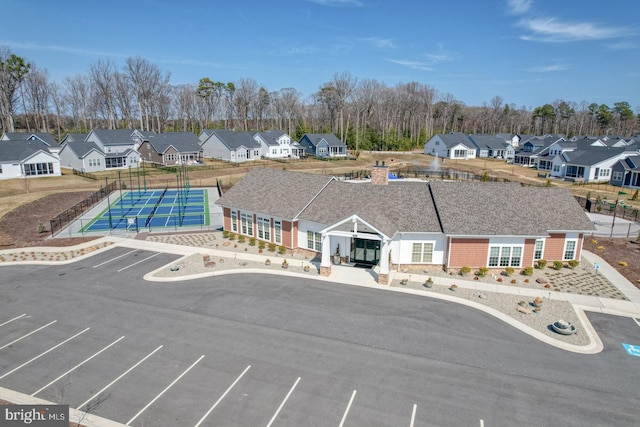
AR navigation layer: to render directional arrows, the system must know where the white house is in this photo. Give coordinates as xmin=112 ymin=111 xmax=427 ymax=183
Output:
xmin=0 ymin=141 xmax=61 ymax=180
xmin=58 ymin=129 xmax=142 ymax=171
xmin=199 ymin=129 xmax=261 ymax=162
xmin=424 ymin=133 xmax=476 ymax=160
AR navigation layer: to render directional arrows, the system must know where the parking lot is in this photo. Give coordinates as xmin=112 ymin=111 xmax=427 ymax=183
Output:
xmin=2 ymin=247 xmax=640 ymax=426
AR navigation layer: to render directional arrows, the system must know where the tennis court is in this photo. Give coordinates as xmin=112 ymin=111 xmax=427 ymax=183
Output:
xmin=81 ymin=188 xmax=209 ymax=232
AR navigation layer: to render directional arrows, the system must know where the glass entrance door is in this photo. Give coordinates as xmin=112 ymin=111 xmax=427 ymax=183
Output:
xmin=351 ymin=238 xmax=380 ymax=265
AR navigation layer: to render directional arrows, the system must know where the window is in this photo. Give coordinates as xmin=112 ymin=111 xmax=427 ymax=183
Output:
xmin=0 ymin=164 xmax=2 ymax=173
xmin=411 ymin=242 xmax=434 ymax=263
xmin=534 ymin=239 xmax=544 ymax=260
xmin=612 ymin=171 xmax=623 ymax=181
xmin=240 ymin=213 xmax=253 ymax=236
xmin=563 ymin=240 xmax=577 ymax=260
xmin=599 ymin=168 xmax=610 ymax=177
xmin=454 ymin=149 xmax=467 ymax=158
xmin=257 ymin=217 xmax=270 ymax=241
xmin=488 ymin=245 xmax=522 ymax=267
xmin=274 ymin=220 xmax=282 ymax=244
xmin=231 ymin=210 xmax=238 ymax=232
xmin=24 ymin=162 xmax=54 ymax=176
xmin=307 ymin=231 xmax=322 ymax=252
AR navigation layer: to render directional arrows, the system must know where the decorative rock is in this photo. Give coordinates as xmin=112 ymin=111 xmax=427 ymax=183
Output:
xmin=517 ymin=306 xmax=532 ymax=315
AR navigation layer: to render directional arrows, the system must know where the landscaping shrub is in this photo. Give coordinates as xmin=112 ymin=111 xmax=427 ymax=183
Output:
xmin=268 ymin=242 xmax=276 ymax=252
xmin=522 ymin=266 xmax=534 ymax=276
xmin=567 ymin=260 xmax=579 ymax=269
xmin=477 ymin=267 xmax=488 ymax=277
xmin=536 ymin=259 xmax=547 ymax=269
xmin=258 ymin=240 xmax=266 ymax=250
xmin=460 ymin=266 xmax=471 ymax=276
xmin=228 ymin=233 xmax=236 ymax=241
xmin=505 ymin=267 xmax=515 ymax=276
xmin=222 ymin=230 xmax=230 ymax=238
xmin=249 ymin=237 xmax=256 ymax=246
xmin=238 ymin=235 xmax=246 ymax=243
xmin=278 ymin=245 xmax=286 ymax=255
xmin=553 ymin=261 xmax=564 ymax=270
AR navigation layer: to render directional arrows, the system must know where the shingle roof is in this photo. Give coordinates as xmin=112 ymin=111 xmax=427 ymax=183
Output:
xmin=565 ymin=146 xmax=627 ymax=166
xmin=301 ymin=133 xmax=346 ymax=147
xmin=432 ymin=133 xmax=473 ymax=148
xmin=468 ymin=134 xmax=509 ymax=150
xmin=0 ymin=141 xmax=51 ymax=162
xmin=429 ymin=181 xmax=595 ymax=235
xmin=62 ymin=141 xmax=101 ymax=158
xmin=256 ymin=130 xmax=287 ymax=146
xmin=91 ymin=129 xmax=137 ymax=145
xmin=208 ymin=130 xmax=261 ymax=150
xmin=216 ymin=168 xmax=335 ymax=219
xmin=3 ymin=132 xmax=58 ymax=146
xmin=145 ymin=132 xmax=202 ymax=154
xmin=299 ymin=180 xmax=441 ymax=237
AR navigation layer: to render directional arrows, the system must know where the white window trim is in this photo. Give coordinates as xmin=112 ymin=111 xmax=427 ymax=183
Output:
xmin=563 ymin=239 xmax=578 ymax=261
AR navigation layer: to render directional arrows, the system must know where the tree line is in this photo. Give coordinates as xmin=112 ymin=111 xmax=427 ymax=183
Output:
xmin=1 ymin=47 xmax=638 ymax=150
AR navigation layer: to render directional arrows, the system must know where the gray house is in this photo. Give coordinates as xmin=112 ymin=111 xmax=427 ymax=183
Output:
xmin=58 ymin=129 xmax=142 ymax=171
xmin=423 ymin=133 xmax=476 ymax=160
xmin=199 ymin=129 xmax=261 ymax=162
xmin=468 ymin=134 xmax=513 ymax=159
xmin=610 ymin=154 xmax=640 ymax=189
xmin=298 ymin=133 xmax=347 ymax=158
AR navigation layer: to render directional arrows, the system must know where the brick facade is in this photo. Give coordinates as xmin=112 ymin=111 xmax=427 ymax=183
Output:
xmin=448 ymin=238 xmax=489 ymax=269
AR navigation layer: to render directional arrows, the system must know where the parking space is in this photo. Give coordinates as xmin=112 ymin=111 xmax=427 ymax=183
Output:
xmin=0 ymin=309 xmax=474 ymax=426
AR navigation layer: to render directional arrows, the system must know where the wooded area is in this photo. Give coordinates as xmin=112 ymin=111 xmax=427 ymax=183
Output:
xmin=1 ymin=47 xmax=638 ymax=150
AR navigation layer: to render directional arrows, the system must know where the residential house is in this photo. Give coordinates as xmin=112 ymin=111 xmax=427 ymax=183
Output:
xmin=610 ymin=154 xmax=640 ymax=190
xmin=58 ymin=129 xmax=142 ymax=171
xmin=199 ymin=129 xmax=261 ymax=162
xmin=216 ymin=167 xmax=593 ymax=284
xmin=298 ymin=133 xmax=347 ymax=158
xmin=1 ymin=132 xmax=61 ymax=156
xmin=561 ymin=146 xmax=636 ymax=182
xmin=138 ymin=132 xmax=203 ymax=166
xmin=423 ymin=133 xmax=476 ymax=160
xmin=513 ymin=135 xmax=563 ymax=167
xmin=0 ymin=140 xmax=61 ymax=179
xmin=253 ymin=130 xmax=300 ymax=159
xmin=468 ymin=134 xmax=513 ymax=159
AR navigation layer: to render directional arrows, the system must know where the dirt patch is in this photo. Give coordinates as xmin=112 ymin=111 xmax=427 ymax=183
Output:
xmin=584 ymin=237 xmax=640 ymax=286
xmin=0 ymin=192 xmax=100 ymax=248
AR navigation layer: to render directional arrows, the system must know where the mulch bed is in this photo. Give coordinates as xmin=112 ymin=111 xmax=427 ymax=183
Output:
xmin=584 ymin=237 xmax=640 ymax=286
xmin=0 ymin=192 xmax=100 ymax=248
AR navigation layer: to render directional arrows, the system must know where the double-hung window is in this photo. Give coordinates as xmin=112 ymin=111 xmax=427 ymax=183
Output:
xmin=534 ymin=239 xmax=544 ymax=260
xmin=231 ymin=210 xmax=238 ymax=232
xmin=274 ymin=220 xmax=282 ymax=244
xmin=240 ymin=213 xmax=253 ymax=236
xmin=307 ymin=231 xmax=322 ymax=251
xmin=563 ymin=240 xmax=577 ymax=260
xmin=411 ymin=243 xmax=434 ymax=263
xmin=257 ymin=217 xmax=270 ymax=241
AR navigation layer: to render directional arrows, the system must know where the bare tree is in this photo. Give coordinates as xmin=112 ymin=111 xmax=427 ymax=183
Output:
xmin=234 ymin=77 xmax=258 ymax=131
xmin=89 ymin=59 xmax=118 ymax=129
xmin=24 ymin=66 xmax=50 ymax=132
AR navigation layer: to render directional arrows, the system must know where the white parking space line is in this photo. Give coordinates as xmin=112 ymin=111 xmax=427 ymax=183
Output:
xmin=633 ymin=318 xmax=640 ymax=328
xmin=31 ymin=336 xmax=125 ymax=397
xmin=0 ymin=320 xmax=57 ymax=351
xmin=126 ymin=354 xmax=205 ymax=426
xmin=339 ymin=390 xmax=357 ymax=427
xmin=480 ymin=419 xmax=485 ymax=427
xmin=194 ymin=365 xmax=251 ymax=427
xmin=410 ymin=404 xmax=417 ymax=427
xmin=117 ymin=252 xmax=161 ymax=273
xmin=0 ymin=313 xmax=26 ymax=328
xmin=266 ymin=377 xmax=301 ymax=427
xmin=77 ymin=345 xmax=163 ymax=410
xmin=93 ymin=249 xmax=139 ymax=268
xmin=0 ymin=327 xmax=90 ymax=380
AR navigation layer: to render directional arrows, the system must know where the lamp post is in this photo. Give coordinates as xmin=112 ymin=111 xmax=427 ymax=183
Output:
xmin=610 ymin=191 xmax=627 ymax=237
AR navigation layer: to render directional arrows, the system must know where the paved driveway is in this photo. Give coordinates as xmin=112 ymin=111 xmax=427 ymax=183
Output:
xmin=1 ymin=247 xmax=639 ymax=426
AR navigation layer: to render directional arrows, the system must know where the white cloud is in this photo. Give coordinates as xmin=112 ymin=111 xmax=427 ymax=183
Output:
xmin=518 ymin=17 xmax=633 ymax=42
xmin=529 ymin=64 xmax=569 ymax=72
xmin=385 ymin=59 xmax=433 ymax=71
xmin=506 ymin=0 xmax=532 ymax=15
xmin=360 ymin=37 xmax=396 ymax=49
xmin=307 ymin=0 xmax=364 ymax=6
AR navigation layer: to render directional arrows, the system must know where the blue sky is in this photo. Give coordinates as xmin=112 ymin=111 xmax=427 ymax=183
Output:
xmin=1 ymin=0 xmax=639 ymax=109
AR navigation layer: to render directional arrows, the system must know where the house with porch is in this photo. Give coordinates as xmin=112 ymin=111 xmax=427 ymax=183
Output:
xmin=298 ymin=133 xmax=347 ymax=158
xmin=0 ymin=140 xmax=61 ymax=179
xmin=216 ymin=166 xmax=594 ymax=284
xmin=199 ymin=129 xmax=261 ymax=162
xmin=58 ymin=129 xmax=142 ymax=171
xmin=513 ymin=135 xmax=563 ymax=167
xmin=468 ymin=134 xmax=514 ymax=159
xmin=253 ymin=130 xmax=303 ymax=159
xmin=138 ymin=132 xmax=203 ymax=166
xmin=424 ymin=133 xmax=476 ymax=160
xmin=610 ymin=154 xmax=640 ymax=190
xmin=561 ymin=146 xmax=636 ymax=183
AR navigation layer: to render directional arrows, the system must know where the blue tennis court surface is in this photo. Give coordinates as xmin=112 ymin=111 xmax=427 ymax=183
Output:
xmin=82 ymin=188 xmax=209 ymax=232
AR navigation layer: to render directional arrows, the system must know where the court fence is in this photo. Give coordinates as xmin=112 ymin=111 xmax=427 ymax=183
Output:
xmin=49 ymin=180 xmax=118 ymax=237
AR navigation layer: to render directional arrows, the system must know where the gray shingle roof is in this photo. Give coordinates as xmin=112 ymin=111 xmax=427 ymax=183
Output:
xmin=0 ymin=141 xmax=51 ymax=162
xmin=468 ymin=134 xmax=509 ymax=150
xmin=299 ymin=181 xmax=441 ymax=237
xmin=208 ymin=130 xmax=261 ymax=150
xmin=91 ymin=129 xmax=138 ymax=145
xmin=216 ymin=168 xmax=335 ymax=219
xmin=62 ymin=141 xmax=101 ymax=158
xmin=144 ymin=132 xmax=202 ymax=154
xmin=256 ymin=130 xmax=287 ymax=146
xmin=565 ymin=146 xmax=627 ymax=166
xmin=429 ymin=181 xmax=595 ymax=235
xmin=431 ymin=133 xmax=473 ymax=148
xmin=3 ymin=132 xmax=58 ymax=146
xmin=301 ymin=133 xmax=346 ymax=147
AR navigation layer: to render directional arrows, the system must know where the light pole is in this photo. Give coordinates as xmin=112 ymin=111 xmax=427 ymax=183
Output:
xmin=117 ymin=170 xmax=123 ymax=217
xmin=609 ymin=190 xmax=627 ymax=237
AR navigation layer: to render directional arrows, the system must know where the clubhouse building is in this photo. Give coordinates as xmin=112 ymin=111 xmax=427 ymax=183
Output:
xmin=215 ymin=164 xmax=595 ymax=284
